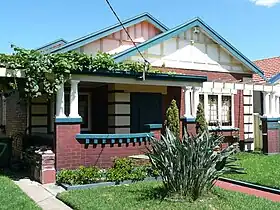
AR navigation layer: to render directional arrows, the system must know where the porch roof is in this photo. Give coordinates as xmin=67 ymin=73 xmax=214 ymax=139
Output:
xmin=72 ymin=70 xmax=207 ymax=87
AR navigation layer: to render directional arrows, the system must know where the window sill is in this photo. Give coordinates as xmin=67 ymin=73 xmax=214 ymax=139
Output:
xmin=208 ymin=126 xmax=239 ymax=131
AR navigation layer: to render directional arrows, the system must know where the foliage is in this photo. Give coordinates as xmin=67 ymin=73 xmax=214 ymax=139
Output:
xmin=147 ymin=128 xmax=243 ymax=201
xmin=106 ymin=158 xmax=148 ymax=184
xmin=57 ymin=181 xmax=280 ymax=210
xmin=165 ymin=99 xmax=180 ymax=137
xmin=195 ymin=102 xmax=207 ymax=135
xmin=56 ymin=166 xmax=102 ymax=185
xmin=0 ymin=47 xmax=179 ymax=99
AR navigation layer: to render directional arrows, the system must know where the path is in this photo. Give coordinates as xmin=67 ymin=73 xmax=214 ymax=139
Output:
xmin=216 ymin=180 xmax=280 ymax=202
xmin=15 ymin=178 xmax=72 ymax=210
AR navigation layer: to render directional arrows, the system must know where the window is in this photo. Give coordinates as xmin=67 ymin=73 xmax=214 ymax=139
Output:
xmin=221 ymin=96 xmax=232 ymax=126
xmin=65 ymin=93 xmax=91 ymax=131
xmin=197 ymin=93 xmax=233 ymax=127
xmin=208 ymin=95 xmax=218 ymax=126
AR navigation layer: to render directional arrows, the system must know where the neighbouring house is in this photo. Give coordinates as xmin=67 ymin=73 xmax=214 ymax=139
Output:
xmin=0 ymin=12 xmax=272 ymax=183
xmin=253 ymin=57 xmax=280 ymax=153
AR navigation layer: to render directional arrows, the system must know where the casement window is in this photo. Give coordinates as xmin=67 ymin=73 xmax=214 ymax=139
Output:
xmin=65 ymin=93 xmax=92 ymax=131
xmin=199 ymin=93 xmax=233 ymax=127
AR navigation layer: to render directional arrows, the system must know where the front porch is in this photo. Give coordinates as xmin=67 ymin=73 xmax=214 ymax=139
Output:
xmin=52 ymin=71 xmax=206 ymax=171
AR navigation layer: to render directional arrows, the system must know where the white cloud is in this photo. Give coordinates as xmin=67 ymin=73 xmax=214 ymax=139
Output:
xmin=250 ymin=0 xmax=280 ymax=7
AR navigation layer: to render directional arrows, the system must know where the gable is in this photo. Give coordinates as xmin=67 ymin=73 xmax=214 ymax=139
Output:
xmin=127 ymin=27 xmax=250 ymax=74
xmin=50 ymin=13 xmax=168 ymax=54
xmin=80 ymin=21 xmax=162 ymax=56
xmin=114 ymin=18 xmax=265 ymax=79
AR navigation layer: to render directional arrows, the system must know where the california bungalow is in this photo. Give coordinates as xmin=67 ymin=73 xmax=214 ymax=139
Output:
xmin=2 ymin=12 xmax=278 ymax=184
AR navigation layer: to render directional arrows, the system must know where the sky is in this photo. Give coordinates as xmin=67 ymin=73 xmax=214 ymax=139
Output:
xmin=0 ymin=0 xmax=280 ymax=60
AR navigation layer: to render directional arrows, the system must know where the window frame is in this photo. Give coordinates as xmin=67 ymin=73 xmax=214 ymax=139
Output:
xmin=199 ymin=93 xmax=235 ymax=129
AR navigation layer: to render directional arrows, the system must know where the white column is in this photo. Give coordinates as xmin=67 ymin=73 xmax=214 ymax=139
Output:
xmin=204 ymin=93 xmax=209 ymax=122
xmin=263 ymin=92 xmax=270 ymax=117
xmin=184 ymin=86 xmax=193 ymax=118
xmin=276 ymin=95 xmax=280 ymax=116
xmin=218 ymin=94 xmax=222 ymax=126
xmin=69 ymin=80 xmax=81 ymax=118
xmin=193 ymin=87 xmax=200 ymax=117
xmin=56 ymin=83 xmax=66 ymax=118
xmin=270 ymin=93 xmax=276 ymax=117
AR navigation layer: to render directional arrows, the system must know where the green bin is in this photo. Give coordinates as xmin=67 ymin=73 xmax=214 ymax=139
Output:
xmin=0 ymin=137 xmax=12 ymax=168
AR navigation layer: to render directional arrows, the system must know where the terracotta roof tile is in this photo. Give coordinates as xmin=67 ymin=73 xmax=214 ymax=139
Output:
xmin=253 ymin=56 xmax=280 ymax=82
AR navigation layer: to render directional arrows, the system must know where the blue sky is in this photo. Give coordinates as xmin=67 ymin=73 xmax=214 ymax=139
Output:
xmin=0 ymin=0 xmax=280 ymax=60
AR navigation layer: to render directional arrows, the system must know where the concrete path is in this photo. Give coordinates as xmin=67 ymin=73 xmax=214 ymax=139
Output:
xmin=216 ymin=180 xmax=280 ymax=202
xmin=15 ymin=178 xmax=72 ymax=210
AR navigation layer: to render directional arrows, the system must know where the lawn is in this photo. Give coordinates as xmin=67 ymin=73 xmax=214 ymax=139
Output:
xmin=57 ymin=181 xmax=280 ymax=210
xmin=225 ymin=152 xmax=280 ymax=189
xmin=0 ymin=175 xmax=40 ymax=210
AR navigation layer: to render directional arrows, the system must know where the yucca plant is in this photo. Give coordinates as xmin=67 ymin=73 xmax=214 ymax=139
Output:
xmin=147 ymin=128 xmax=243 ymax=201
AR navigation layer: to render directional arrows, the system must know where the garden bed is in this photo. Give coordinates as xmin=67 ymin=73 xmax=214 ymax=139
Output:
xmin=225 ymin=152 xmax=280 ymax=189
xmin=57 ymin=181 xmax=280 ymax=210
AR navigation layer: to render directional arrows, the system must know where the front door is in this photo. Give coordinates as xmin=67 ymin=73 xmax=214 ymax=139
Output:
xmin=131 ymin=93 xmax=162 ymax=133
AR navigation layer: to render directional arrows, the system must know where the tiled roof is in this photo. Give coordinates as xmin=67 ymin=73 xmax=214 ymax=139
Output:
xmin=253 ymin=56 xmax=280 ymax=83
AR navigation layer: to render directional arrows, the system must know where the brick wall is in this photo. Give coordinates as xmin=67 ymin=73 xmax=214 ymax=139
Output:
xmin=5 ymin=91 xmax=28 ymax=158
xmin=56 ymin=124 xmax=149 ymax=169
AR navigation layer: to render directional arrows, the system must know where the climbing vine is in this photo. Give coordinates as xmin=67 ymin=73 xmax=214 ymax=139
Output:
xmin=0 ymin=46 xmax=178 ymax=99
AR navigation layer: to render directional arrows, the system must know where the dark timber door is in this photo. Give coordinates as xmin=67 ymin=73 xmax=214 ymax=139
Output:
xmin=131 ymin=93 xmax=162 ymax=133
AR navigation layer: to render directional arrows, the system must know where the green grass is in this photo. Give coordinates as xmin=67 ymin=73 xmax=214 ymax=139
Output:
xmin=225 ymin=152 xmax=280 ymax=189
xmin=57 ymin=181 xmax=280 ymax=210
xmin=0 ymin=175 xmax=40 ymax=210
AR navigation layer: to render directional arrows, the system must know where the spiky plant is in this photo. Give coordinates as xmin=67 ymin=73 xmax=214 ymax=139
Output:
xmin=166 ymin=99 xmax=180 ymax=137
xmin=147 ymin=128 xmax=243 ymax=201
xmin=195 ymin=102 xmax=207 ymax=135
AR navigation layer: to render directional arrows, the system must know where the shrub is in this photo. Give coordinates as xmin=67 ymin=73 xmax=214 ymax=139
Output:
xmin=166 ymin=99 xmax=180 ymax=137
xmin=195 ymin=102 xmax=207 ymax=135
xmin=106 ymin=158 xmax=149 ymax=184
xmin=147 ymin=128 xmax=242 ymax=201
xmin=56 ymin=166 xmax=102 ymax=185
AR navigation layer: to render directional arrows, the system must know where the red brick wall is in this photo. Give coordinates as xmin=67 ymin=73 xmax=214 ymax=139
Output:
xmin=267 ymin=130 xmax=280 ymax=153
xmin=56 ymin=124 xmax=149 ymax=169
xmin=5 ymin=92 xmax=28 ymax=158
xmin=234 ymin=90 xmax=244 ymax=141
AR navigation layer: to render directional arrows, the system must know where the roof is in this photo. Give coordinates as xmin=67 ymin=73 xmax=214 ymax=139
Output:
xmin=49 ymin=13 xmax=168 ymax=54
xmin=35 ymin=39 xmax=67 ymax=53
xmin=113 ymin=17 xmax=265 ymax=79
xmin=254 ymin=56 xmax=280 ymax=83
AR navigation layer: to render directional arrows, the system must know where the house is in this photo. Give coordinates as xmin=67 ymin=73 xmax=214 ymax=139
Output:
xmin=0 ymin=13 xmax=270 ymax=183
xmin=253 ymin=57 xmax=280 ymax=153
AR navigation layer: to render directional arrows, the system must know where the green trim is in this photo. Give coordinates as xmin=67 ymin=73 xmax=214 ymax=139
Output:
xmin=75 ymin=70 xmax=207 ymax=82
xmin=50 ymin=13 xmax=168 ymax=54
xmin=76 ymin=132 xmax=153 ymax=145
xmin=267 ymin=121 xmax=280 ymax=130
xmin=180 ymin=116 xmax=196 ymax=123
xmin=113 ymin=17 xmax=265 ymax=79
xmin=261 ymin=117 xmax=280 ymax=122
xmin=55 ymin=117 xmax=83 ymax=123
xmin=144 ymin=124 xmax=162 ymax=130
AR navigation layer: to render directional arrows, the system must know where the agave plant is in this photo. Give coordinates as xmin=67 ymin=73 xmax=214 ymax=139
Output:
xmin=147 ymin=128 xmax=243 ymax=201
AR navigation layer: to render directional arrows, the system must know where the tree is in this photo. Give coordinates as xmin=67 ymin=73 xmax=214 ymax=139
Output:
xmin=195 ymin=102 xmax=207 ymax=135
xmin=166 ymin=99 xmax=180 ymax=137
